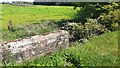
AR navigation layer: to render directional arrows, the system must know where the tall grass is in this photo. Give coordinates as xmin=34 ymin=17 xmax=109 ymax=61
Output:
xmin=2 ymin=21 xmax=56 ymax=42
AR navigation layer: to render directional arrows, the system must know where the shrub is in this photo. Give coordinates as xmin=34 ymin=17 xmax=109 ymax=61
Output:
xmin=73 ymin=2 xmax=120 ymax=23
xmin=63 ymin=18 xmax=108 ymax=42
xmin=98 ymin=9 xmax=120 ymax=31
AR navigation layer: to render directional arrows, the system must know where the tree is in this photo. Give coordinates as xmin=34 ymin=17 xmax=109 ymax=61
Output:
xmin=73 ymin=2 xmax=120 ymax=24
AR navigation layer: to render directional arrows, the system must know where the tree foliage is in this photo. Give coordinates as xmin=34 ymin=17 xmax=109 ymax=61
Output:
xmin=73 ymin=2 xmax=120 ymax=23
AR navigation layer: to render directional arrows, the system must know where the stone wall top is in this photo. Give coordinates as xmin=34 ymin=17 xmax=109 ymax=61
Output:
xmin=1 ymin=30 xmax=69 ymax=53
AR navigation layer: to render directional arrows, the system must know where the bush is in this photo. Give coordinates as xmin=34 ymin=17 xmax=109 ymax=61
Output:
xmin=73 ymin=2 xmax=120 ymax=23
xmin=61 ymin=2 xmax=120 ymax=42
xmin=98 ymin=9 xmax=120 ymax=31
xmin=63 ymin=18 xmax=108 ymax=42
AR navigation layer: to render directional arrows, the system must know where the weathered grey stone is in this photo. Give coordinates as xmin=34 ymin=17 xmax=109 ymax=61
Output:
xmin=0 ymin=30 xmax=69 ymax=64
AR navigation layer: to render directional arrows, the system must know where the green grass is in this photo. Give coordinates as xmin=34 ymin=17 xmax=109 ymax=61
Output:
xmin=2 ymin=4 xmax=76 ymax=30
xmin=7 ymin=31 xmax=118 ymax=66
xmin=66 ymin=31 xmax=118 ymax=66
xmin=2 ymin=21 xmax=56 ymax=42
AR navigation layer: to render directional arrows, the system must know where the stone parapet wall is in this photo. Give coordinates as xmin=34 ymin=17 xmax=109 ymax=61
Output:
xmin=0 ymin=30 xmax=69 ymax=64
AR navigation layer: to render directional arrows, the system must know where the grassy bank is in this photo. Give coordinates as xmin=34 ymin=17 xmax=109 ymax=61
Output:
xmin=6 ymin=31 xmax=118 ymax=66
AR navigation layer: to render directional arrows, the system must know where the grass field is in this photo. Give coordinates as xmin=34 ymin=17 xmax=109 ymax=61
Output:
xmin=7 ymin=31 xmax=118 ymax=66
xmin=0 ymin=4 xmax=76 ymax=42
xmin=2 ymin=4 xmax=76 ymax=30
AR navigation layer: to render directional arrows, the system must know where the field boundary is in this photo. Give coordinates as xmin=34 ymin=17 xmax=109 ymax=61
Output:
xmin=0 ymin=30 xmax=69 ymax=64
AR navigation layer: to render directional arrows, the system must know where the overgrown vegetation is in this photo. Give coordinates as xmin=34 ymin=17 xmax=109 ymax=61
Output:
xmin=55 ymin=2 xmax=120 ymax=42
xmin=2 ymin=2 xmax=119 ymax=42
xmin=5 ymin=31 xmax=118 ymax=66
xmin=1 ymin=2 xmax=119 ymax=66
xmin=73 ymin=2 xmax=120 ymax=23
xmin=2 ymin=21 xmax=56 ymax=42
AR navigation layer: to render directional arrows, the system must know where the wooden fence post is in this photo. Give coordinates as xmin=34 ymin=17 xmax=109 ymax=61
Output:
xmin=8 ymin=20 xmax=12 ymax=31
